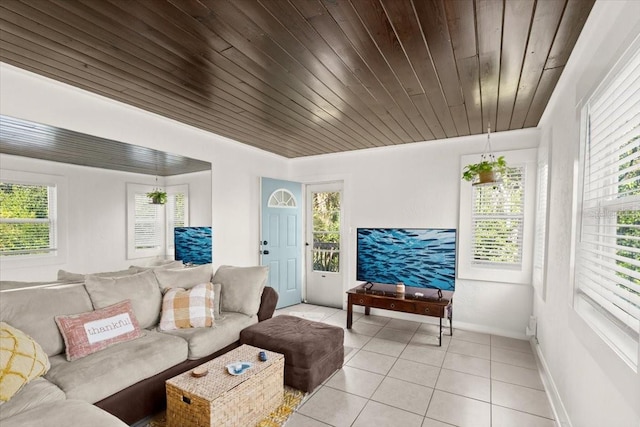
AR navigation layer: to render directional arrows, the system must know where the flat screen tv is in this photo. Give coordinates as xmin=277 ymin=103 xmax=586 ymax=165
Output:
xmin=174 ymin=226 xmax=212 ymax=265
xmin=356 ymin=228 xmax=456 ymax=291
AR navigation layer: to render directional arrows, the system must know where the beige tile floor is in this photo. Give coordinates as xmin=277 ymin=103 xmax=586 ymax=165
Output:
xmin=276 ymin=303 xmax=555 ymax=427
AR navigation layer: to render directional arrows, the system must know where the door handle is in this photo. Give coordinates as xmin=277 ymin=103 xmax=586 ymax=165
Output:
xmin=261 ymin=250 xmax=270 ymax=255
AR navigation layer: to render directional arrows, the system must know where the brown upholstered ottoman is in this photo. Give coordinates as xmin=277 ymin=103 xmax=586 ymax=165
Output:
xmin=239 ymin=315 xmax=344 ymax=392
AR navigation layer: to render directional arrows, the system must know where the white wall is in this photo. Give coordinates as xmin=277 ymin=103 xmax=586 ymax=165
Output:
xmin=290 ymin=129 xmax=540 ymax=338
xmin=535 ymin=1 xmax=640 ymax=426
xmin=0 ymin=63 xmax=289 ymax=272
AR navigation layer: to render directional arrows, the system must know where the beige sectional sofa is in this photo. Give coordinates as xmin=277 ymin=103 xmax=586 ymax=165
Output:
xmin=0 ymin=264 xmax=277 ymax=426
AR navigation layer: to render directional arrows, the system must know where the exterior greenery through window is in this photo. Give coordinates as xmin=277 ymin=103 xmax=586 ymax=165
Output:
xmin=312 ymin=191 xmax=340 ymax=272
xmin=616 ymin=139 xmax=639 ymax=291
xmin=471 ymin=167 xmax=525 ymax=266
xmin=0 ymin=182 xmax=55 ymax=256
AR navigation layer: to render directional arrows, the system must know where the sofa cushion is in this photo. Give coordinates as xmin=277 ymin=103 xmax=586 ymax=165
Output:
xmin=55 ymin=300 xmax=144 ymax=361
xmin=213 ymin=265 xmax=268 ymax=316
xmin=0 ymin=281 xmax=58 ymax=291
xmin=153 ymin=263 xmax=213 ymax=292
xmin=57 ymin=267 xmax=139 ymax=282
xmin=1 ymin=399 xmax=128 ymax=427
xmin=159 ymin=312 xmax=257 ymax=359
xmin=129 ymin=260 xmax=184 ymax=273
xmin=0 ymin=284 xmax=93 ymax=357
xmin=0 ymin=323 xmax=50 ymax=402
xmin=84 ymin=270 xmax=162 ymax=329
xmin=159 ymin=283 xmax=215 ymax=331
xmin=45 ymin=330 xmax=187 ymax=403
xmin=0 ymin=377 xmax=65 ymax=421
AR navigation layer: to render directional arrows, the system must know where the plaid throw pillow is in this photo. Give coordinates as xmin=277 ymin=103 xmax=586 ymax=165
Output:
xmin=159 ymin=282 xmax=215 ymax=331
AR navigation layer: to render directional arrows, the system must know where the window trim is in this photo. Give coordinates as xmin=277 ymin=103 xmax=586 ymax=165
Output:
xmin=458 ymin=148 xmax=538 ymax=284
xmin=0 ymin=169 xmax=67 ymax=268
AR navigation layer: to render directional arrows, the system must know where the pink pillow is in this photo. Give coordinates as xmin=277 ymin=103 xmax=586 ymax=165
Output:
xmin=55 ymin=300 xmax=143 ymax=361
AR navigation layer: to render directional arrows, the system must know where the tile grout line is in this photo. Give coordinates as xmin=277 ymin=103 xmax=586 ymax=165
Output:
xmin=285 ymin=305 xmax=554 ymax=426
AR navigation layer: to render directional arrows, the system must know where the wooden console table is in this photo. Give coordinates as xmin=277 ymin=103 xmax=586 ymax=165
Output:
xmin=347 ymin=283 xmax=453 ymax=346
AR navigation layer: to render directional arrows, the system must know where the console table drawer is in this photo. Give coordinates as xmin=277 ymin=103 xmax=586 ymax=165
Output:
xmin=415 ymin=303 xmax=445 ymax=317
xmin=352 ymin=294 xmax=416 ymax=313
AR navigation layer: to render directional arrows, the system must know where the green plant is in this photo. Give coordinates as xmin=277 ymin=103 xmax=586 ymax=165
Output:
xmin=146 ymin=189 xmax=167 ymax=204
xmin=461 ymin=155 xmax=507 ymax=182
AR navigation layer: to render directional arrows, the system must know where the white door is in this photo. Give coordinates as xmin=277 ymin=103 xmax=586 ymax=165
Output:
xmin=305 ymin=182 xmax=344 ymax=308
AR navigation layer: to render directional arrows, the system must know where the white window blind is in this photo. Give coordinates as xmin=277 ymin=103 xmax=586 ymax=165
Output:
xmin=134 ymin=193 xmax=162 ymax=250
xmin=471 ymin=167 xmax=525 ymax=267
xmin=575 ymin=43 xmax=640 ymax=368
xmin=0 ymin=182 xmax=57 ymax=256
xmin=166 ymin=185 xmax=189 ymax=251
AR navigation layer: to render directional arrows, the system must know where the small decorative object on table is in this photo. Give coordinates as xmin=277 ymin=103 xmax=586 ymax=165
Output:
xmin=259 ymin=350 xmax=268 ymax=361
xmin=225 ymin=362 xmax=252 ymax=376
xmin=396 ymin=282 xmax=405 ymax=294
xmin=191 ymin=367 xmax=208 ymax=378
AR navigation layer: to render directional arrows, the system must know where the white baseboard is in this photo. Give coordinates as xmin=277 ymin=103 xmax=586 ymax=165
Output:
xmin=530 ymin=338 xmax=572 ymax=427
xmin=352 ymin=306 xmax=528 ymax=339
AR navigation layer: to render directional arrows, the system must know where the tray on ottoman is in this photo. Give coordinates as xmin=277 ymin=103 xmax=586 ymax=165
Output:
xmin=240 ymin=315 xmax=344 ymax=392
xmin=165 ymin=344 xmax=284 ymax=427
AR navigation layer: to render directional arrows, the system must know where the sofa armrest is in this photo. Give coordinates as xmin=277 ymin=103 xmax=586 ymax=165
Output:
xmin=257 ymin=286 xmax=278 ymax=321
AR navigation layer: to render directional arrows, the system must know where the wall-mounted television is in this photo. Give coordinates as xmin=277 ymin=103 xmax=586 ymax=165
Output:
xmin=174 ymin=227 xmax=212 ymax=265
xmin=356 ymin=228 xmax=456 ymax=291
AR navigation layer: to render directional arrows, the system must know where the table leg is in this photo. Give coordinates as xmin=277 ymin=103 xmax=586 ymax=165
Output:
xmin=347 ymin=300 xmax=353 ymax=329
xmin=439 ymin=317 xmax=442 ymax=347
xmin=364 ymin=306 xmax=370 ymax=316
xmin=449 ymin=305 xmax=453 ymax=336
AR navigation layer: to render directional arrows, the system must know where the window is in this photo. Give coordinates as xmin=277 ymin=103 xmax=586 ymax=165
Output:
xmin=0 ymin=169 xmax=67 ymax=268
xmin=311 ymin=191 xmax=341 ymax=273
xmin=574 ymin=43 xmax=639 ymax=368
xmin=458 ymin=148 xmax=537 ymax=284
xmin=166 ymin=185 xmax=189 ymax=252
xmin=0 ymin=182 xmax=56 ymax=256
xmin=471 ymin=166 xmax=525 ymax=267
xmin=268 ymin=189 xmax=297 ymax=207
xmin=127 ymin=183 xmax=189 ymax=259
xmin=533 ymin=143 xmax=551 ymax=300
xmin=133 ymin=191 xmax=163 ymax=253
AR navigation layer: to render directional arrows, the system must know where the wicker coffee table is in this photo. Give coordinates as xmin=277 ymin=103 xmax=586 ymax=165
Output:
xmin=166 ymin=344 xmax=284 ymax=427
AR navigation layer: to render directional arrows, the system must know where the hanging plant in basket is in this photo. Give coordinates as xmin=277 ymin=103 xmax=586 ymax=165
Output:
xmin=461 ymin=123 xmax=508 ymax=185
xmin=147 ymin=189 xmax=167 ymax=205
xmin=462 ymin=155 xmax=507 ymax=184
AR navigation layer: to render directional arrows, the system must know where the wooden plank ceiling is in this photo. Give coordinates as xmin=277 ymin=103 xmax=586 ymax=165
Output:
xmin=0 ymin=0 xmax=595 ymax=158
xmin=0 ymin=115 xmax=211 ymax=176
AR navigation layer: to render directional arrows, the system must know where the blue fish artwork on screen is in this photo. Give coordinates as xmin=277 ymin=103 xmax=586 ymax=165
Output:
xmin=357 ymin=228 xmax=456 ymax=291
xmin=174 ymin=227 xmax=212 ymax=265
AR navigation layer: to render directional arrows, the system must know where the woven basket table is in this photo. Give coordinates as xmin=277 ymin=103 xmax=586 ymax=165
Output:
xmin=166 ymin=344 xmax=284 ymax=427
